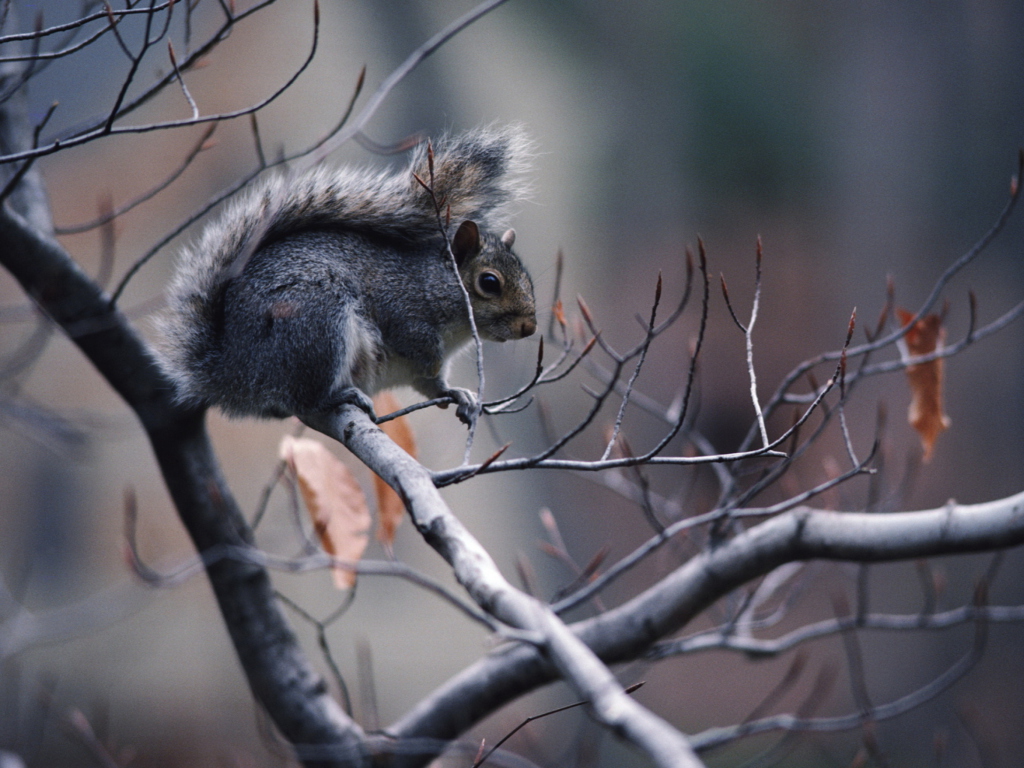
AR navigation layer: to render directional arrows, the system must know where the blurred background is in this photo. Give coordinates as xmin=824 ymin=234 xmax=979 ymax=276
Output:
xmin=2 ymin=1 xmax=1024 ymax=765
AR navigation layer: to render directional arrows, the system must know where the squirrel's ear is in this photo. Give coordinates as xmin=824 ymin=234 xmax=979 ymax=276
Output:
xmin=501 ymin=229 xmax=516 ymax=248
xmin=451 ymin=220 xmax=481 ymax=268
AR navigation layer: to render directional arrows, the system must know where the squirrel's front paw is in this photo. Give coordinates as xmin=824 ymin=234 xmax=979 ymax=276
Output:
xmin=329 ymin=387 xmax=378 ymax=421
xmin=444 ymin=387 xmax=481 ymax=427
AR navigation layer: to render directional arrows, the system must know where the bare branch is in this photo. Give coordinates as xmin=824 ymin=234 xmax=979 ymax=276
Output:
xmin=389 ymin=490 xmax=1024 ymax=756
xmin=304 ymin=0 xmax=514 ymax=169
xmin=0 ymin=3 xmax=172 ymax=47
xmin=689 ymin=583 xmax=990 ymax=752
xmin=167 ymin=40 xmax=199 ymax=120
xmin=746 ymin=150 xmax=1024 ymax=452
xmin=0 ymin=0 xmax=307 ymax=166
xmin=601 ymin=273 xmax=662 ymax=460
xmin=54 ymin=123 xmax=216 ymax=235
xmin=305 ymin=406 xmax=706 ymax=768
xmin=0 ymin=200 xmax=364 ymax=761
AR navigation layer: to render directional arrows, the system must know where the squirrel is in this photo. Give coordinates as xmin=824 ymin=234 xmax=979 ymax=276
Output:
xmin=156 ymin=126 xmax=537 ymax=426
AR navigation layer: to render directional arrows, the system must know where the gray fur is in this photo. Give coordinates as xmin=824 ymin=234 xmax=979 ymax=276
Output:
xmin=156 ymin=127 xmax=536 ymax=421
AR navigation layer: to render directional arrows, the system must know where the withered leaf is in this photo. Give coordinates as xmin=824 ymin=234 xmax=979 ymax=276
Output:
xmin=897 ymin=309 xmax=951 ymax=462
xmin=553 ymin=298 xmax=566 ymax=329
xmin=372 ymin=392 xmax=418 ymax=549
xmin=279 ymin=435 xmax=370 ymax=589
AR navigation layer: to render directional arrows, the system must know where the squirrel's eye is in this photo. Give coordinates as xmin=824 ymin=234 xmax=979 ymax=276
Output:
xmin=477 ymin=272 xmax=502 ymax=297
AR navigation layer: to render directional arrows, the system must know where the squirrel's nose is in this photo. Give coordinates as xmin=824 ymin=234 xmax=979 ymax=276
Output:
xmin=518 ymin=318 xmax=537 ymax=338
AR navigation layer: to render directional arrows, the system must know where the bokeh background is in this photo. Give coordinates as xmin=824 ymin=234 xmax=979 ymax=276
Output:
xmin=2 ymin=1 xmax=1024 ymax=766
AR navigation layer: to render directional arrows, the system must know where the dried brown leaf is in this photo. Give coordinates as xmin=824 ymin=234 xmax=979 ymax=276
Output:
xmin=279 ymin=435 xmax=370 ymax=588
xmin=553 ymin=298 xmax=566 ymax=329
xmin=372 ymin=392 xmax=418 ymax=548
xmin=897 ymin=308 xmax=951 ymax=461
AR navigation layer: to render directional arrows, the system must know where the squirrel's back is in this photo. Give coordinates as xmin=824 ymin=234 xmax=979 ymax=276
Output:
xmin=156 ymin=126 xmax=533 ymax=414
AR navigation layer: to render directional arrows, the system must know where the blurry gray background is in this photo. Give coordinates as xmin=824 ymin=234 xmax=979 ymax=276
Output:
xmin=2 ymin=1 xmax=1024 ymax=766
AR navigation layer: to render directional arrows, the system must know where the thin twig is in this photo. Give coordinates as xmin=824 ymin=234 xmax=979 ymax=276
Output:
xmin=601 ymin=273 xmax=662 ymax=460
xmin=167 ymin=39 xmax=198 ymax=120
xmin=744 ymin=150 xmax=1024 ymax=452
xmin=110 ymin=43 xmax=365 ymax=303
xmin=1 ymin=0 xmax=313 ymax=167
xmin=745 ymin=238 xmax=769 ymax=448
xmin=473 ymin=683 xmax=645 ymax=768
xmin=303 ymin=0 xmax=513 ymax=169
xmin=55 ymin=124 xmax=216 ymax=235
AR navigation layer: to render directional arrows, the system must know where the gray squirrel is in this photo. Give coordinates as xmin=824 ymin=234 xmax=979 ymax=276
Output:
xmin=156 ymin=126 xmax=537 ymax=425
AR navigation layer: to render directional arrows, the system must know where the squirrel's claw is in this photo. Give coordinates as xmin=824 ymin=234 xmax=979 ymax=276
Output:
xmin=330 ymin=386 xmax=378 ymax=421
xmin=444 ymin=387 xmax=481 ymax=427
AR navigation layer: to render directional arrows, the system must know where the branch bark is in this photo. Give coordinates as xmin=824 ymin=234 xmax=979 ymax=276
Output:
xmin=0 ymin=204 xmax=366 ymax=767
xmin=387 ymin=492 xmax=1024 ymax=761
xmin=0 ymin=48 xmax=365 ymax=765
xmin=304 ymin=407 xmax=707 ymax=768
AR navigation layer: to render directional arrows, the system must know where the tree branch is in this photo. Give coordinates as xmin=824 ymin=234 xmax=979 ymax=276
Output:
xmin=0 ymin=201 xmax=365 ymax=766
xmin=387 ymin=491 xmax=1024 ymax=763
xmin=304 ymin=406 xmax=707 ymax=768
xmin=0 ymin=22 xmax=364 ymax=754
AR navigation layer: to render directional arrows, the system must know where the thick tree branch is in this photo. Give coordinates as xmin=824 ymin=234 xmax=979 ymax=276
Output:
xmin=304 ymin=407 xmax=707 ymax=768
xmin=387 ymin=491 xmax=1024 ymax=762
xmin=0 ymin=42 xmax=364 ymax=760
xmin=0 ymin=202 xmax=365 ymax=767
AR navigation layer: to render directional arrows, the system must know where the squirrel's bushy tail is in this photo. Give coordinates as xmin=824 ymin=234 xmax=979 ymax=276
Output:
xmin=156 ymin=125 xmax=531 ymax=406
xmin=248 ymin=123 xmax=531 ymax=247
xmin=407 ymin=124 xmax=533 ymax=236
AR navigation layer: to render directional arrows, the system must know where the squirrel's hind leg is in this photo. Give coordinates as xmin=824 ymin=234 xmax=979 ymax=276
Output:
xmin=320 ymin=386 xmax=378 ymax=422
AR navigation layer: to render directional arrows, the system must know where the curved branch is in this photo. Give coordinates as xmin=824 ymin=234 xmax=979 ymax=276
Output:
xmin=0 ymin=203 xmax=364 ymax=766
xmin=0 ymin=0 xmax=299 ymax=166
xmin=741 ymin=151 xmax=1024 ymax=452
xmin=387 ymin=491 xmax=1024 ymax=763
xmin=303 ymin=0 xmax=513 ymax=169
xmin=650 ymin=601 xmax=1024 ymax=660
xmin=304 ymin=406 xmax=706 ymax=768
xmin=0 ymin=22 xmax=365 ymax=753
xmin=0 ymin=3 xmax=175 ymax=46
xmin=688 ymin=604 xmax=988 ymax=751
